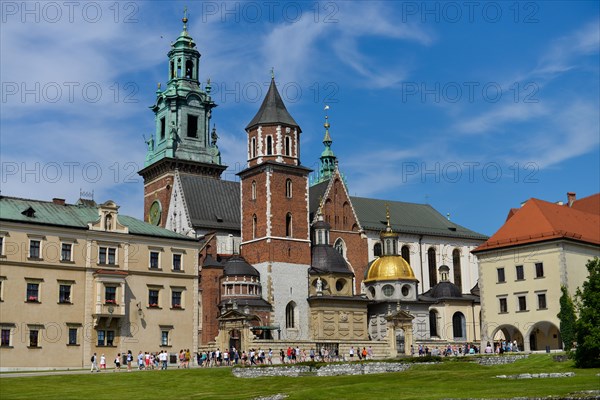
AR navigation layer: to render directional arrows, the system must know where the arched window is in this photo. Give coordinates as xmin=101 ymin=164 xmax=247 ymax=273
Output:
xmin=453 ymin=249 xmax=462 ymax=290
xmin=185 ymin=60 xmax=194 ymax=79
xmin=285 ymin=301 xmax=296 ymax=328
xmin=373 ymin=242 xmax=382 ymax=257
xmin=428 ymin=247 xmax=437 ymax=286
xmin=429 ymin=310 xmax=438 ymax=337
xmin=285 ymin=213 xmax=292 ymax=237
xmin=266 ymin=136 xmax=273 ymax=155
xmin=334 ymin=238 xmax=345 ymax=257
xmin=401 ymin=245 xmax=410 ymax=265
xmin=285 ymin=179 xmax=292 ymax=198
xmin=252 ymin=214 xmax=257 ymax=239
xmin=251 ymin=181 xmax=257 ymax=200
xmin=452 ymin=312 xmax=466 ymax=339
xmin=285 ymin=136 xmax=291 ymax=156
xmin=251 ymin=137 xmax=256 ymax=159
xmin=177 ymin=58 xmax=182 ymax=77
xmin=170 ymin=60 xmax=175 ymax=79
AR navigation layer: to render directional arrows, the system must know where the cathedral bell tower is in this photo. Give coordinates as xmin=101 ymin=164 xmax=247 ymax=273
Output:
xmin=237 ymin=74 xmax=311 ymax=340
xmin=138 ymin=11 xmax=226 ymax=227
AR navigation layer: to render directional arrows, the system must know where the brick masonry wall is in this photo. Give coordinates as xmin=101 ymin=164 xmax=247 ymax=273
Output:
xmin=199 ymin=265 xmax=224 ymax=344
xmin=143 ymin=172 xmax=174 ymax=228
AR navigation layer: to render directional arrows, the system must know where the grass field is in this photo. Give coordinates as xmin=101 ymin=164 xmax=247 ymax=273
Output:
xmin=0 ymin=355 xmax=598 ymax=399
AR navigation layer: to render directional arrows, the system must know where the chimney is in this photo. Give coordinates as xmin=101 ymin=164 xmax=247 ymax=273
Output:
xmin=52 ymin=198 xmax=66 ymax=206
xmin=567 ymin=192 xmax=576 ymax=207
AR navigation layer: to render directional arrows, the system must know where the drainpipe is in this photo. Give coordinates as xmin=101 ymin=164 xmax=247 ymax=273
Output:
xmin=419 ymin=235 xmax=424 ymax=293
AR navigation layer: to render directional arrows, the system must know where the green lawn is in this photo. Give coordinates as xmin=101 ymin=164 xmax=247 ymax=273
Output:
xmin=0 ymin=355 xmax=598 ymax=400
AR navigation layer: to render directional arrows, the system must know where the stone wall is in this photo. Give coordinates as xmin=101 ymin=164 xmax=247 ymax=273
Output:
xmin=232 ymin=362 xmax=413 ymax=378
xmin=476 ymin=355 xmax=529 ymax=365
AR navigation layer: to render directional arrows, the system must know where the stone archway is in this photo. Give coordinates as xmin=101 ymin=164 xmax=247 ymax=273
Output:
xmin=527 ymin=321 xmax=562 ymax=352
xmin=490 ymin=324 xmax=524 ymax=352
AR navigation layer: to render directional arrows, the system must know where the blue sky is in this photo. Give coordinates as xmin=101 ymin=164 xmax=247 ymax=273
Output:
xmin=1 ymin=1 xmax=599 ymax=236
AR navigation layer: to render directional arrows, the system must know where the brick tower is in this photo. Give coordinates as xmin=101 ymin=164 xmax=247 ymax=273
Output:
xmin=238 ymin=75 xmax=311 ymax=340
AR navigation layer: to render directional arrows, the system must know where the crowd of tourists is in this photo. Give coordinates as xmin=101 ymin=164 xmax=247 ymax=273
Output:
xmin=89 ymin=345 xmax=379 ymax=372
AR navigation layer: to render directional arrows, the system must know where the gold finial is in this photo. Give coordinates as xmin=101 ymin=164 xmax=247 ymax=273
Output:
xmin=386 ymin=204 xmax=391 ymax=227
xmin=157 ymin=82 xmax=161 ymax=89
xmin=324 ymin=105 xmax=330 ymax=129
xmin=270 ymin=67 xmax=275 ymax=79
xmin=182 ymin=6 xmax=188 ymax=30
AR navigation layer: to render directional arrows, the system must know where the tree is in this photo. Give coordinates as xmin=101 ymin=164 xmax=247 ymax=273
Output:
xmin=574 ymin=257 xmax=600 ymax=368
xmin=557 ymin=285 xmax=576 ymax=351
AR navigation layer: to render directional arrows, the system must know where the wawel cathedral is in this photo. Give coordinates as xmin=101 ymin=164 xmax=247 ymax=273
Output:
xmin=138 ymin=15 xmax=487 ymax=357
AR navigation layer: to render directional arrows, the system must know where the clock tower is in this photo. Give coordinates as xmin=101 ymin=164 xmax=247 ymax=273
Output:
xmin=138 ymin=12 xmax=226 ymax=227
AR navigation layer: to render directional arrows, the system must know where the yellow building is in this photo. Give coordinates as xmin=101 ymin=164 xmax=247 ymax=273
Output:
xmin=473 ymin=193 xmax=600 ymax=352
xmin=0 ymin=196 xmax=199 ymax=370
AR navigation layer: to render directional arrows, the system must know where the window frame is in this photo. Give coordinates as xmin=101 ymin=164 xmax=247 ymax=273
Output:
xmin=515 ymin=265 xmax=525 ymax=281
xmin=497 ymin=267 xmax=506 ymax=283
xmin=104 ymin=286 xmax=117 ymax=305
xmin=29 ymin=239 xmax=41 ymax=259
xmin=499 ymin=297 xmax=508 ymax=313
xmin=535 ymin=262 xmax=544 ymax=278
xmin=26 ymin=282 xmax=40 ymax=303
xmin=172 ymin=253 xmax=182 ymax=272
xmin=61 ymin=243 xmax=73 ymax=262
xmin=537 ymin=292 xmax=547 ymax=310
xmin=98 ymin=246 xmax=117 ymax=266
xmin=517 ymin=295 xmax=527 ymax=312
xmin=28 ymin=328 xmax=40 ymax=348
xmin=148 ymin=289 xmax=160 ymax=308
xmin=58 ymin=283 xmax=72 ymax=304
xmin=0 ymin=326 xmax=13 ymax=347
xmin=171 ymin=289 xmax=183 ymax=309
xmin=149 ymin=251 xmax=161 ymax=269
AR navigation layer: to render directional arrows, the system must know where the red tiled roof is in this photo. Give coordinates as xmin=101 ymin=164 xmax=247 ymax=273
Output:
xmin=474 ymin=194 xmax=600 ymax=253
xmin=570 ymin=193 xmax=600 ymax=215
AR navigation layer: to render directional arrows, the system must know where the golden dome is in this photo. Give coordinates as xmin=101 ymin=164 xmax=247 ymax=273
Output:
xmin=364 ymin=256 xmax=417 ymax=282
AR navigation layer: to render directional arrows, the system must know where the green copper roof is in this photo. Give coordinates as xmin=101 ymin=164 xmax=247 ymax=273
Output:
xmin=0 ymin=196 xmax=196 ymax=241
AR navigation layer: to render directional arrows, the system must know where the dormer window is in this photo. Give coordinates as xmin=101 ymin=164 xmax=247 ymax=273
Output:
xmin=22 ymin=207 xmax=36 ymax=218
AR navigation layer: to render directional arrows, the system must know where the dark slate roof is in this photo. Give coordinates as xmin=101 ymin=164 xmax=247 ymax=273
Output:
xmin=245 ymin=78 xmax=300 ymax=131
xmin=310 ymin=245 xmax=353 ymax=275
xmin=202 ymin=254 xmax=224 ymax=268
xmin=179 ymin=174 xmax=240 ymax=231
xmin=427 ymin=281 xmax=463 ymax=298
xmin=347 ymin=195 xmax=487 ymax=240
xmin=223 ymin=256 xmax=260 ymax=277
xmin=0 ymin=196 xmax=195 ymax=241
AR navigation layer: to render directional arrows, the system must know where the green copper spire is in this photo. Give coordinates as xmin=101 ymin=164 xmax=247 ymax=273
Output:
xmin=142 ymin=12 xmax=224 ymax=171
xmin=313 ymin=105 xmax=337 ymax=184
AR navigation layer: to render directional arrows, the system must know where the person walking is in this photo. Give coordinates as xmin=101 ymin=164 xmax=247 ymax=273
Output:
xmin=90 ymin=353 xmax=100 ymax=372
xmin=114 ymin=353 xmax=121 ymax=371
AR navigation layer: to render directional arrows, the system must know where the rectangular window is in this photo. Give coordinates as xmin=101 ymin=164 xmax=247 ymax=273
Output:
xmin=187 ymin=115 xmax=198 ymax=138
xmin=97 ymin=330 xmax=115 ymax=346
xmin=1 ymin=329 xmax=11 ymax=347
xmin=173 ymin=254 xmax=182 ymax=271
xmin=518 ymin=295 xmax=527 ymax=311
xmin=59 ymin=285 xmax=71 ymax=303
xmin=538 ymin=293 xmax=547 ymax=309
xmin=97 ymin=330 xmax=105 ymax=346
xmin=497 ymin=267 xmax=505 ymax=283
xmin=172 ymin=291 xmax=182 ymax=308
xmin=0 ymin=236 xmax=4 ymax=256
xmin=29 ymin=240 xmax=40 ymax=258
xmin=61 ymin=243 xmax=72 ymax=261
xmin=499 ymin=298 xmax=507 ymax=313
xmin=516 ymin=265 xmax=524 ymax=280
xmin=160 ymin=117 xmax=166 ymax=140
xmin=68 ymin=328 xmax=77 ymax=345
xmin=107 ymin=330 xmax=114 ymax=346
xmin=148 ymin=289 xmax=159 ymax=307
xmin=29 ymin=329 xmax=39 ymax=347
xmin=535 ymin=262 xmax=544 ymax=278
xmin=105 ymin=286 xmax=116 ymax=304
xmin=161 ymin=331 xmax=169 ymax=346
xmin=150 ymin=251 xmax=160 ymax=269
xmin=99 ymin=247 xmax=116 ymax=265
xmin=27 ymin=283 xmax=39 ymax=302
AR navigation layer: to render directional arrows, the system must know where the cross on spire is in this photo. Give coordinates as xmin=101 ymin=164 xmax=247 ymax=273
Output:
xmin=182 ymin=6 xmax=188 ymax=31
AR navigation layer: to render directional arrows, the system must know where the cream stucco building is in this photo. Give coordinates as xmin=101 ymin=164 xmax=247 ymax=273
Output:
xmin=474 ymin=193 xmax=600 ymax=352
xmin=0 ymin=196 xmax=199 ymax=370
